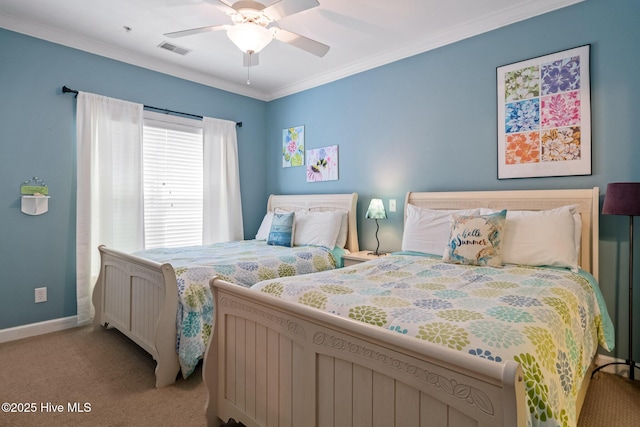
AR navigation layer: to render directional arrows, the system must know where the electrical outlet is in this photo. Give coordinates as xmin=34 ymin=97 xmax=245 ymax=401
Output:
xmin=389 ymin=199 xmax=396 ymax=212
xmin=35 ymin=287 xmax=47 ymax=303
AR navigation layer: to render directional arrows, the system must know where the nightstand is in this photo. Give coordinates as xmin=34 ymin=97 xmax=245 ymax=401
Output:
xmin=342 ymin=250 xmax=387 ymax=267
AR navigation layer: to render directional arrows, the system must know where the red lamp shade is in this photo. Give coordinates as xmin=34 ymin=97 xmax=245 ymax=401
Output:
xmin=602 ymin=183 xmax=640 ymax=216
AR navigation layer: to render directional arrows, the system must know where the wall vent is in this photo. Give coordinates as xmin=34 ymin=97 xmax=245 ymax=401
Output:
xmin=158 ymin=41 xmax=191 ymax=56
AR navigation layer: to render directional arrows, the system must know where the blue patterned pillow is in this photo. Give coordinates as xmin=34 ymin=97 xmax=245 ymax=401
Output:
xmin=443 ymin=210 xmax=507 ymax=267
xmin=267 ymin=212 xmax=295 ymax=247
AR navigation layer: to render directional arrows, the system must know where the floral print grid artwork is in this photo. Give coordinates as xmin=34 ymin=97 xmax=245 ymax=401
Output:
xmin=542 ymin=127 xmax=581 ymax=162
xmin=306 ymin=145 xmax=338 ymax=182
xmin=504 ymin=66 xmax=540 ymax=101
xmin=540 ymin=92 xmax=581 ymax=128
xmin=282 ymin=125 xmax=304 ymax=167
xmin=505 ymin=132 xmax=540 ymax=164
xmin=505 ymin=98 xmax=540 ymax=133
xmin=497 ymin=46 xmax=590 ymax=178
xmin=541 ymin=56 xmax=581 ymax=95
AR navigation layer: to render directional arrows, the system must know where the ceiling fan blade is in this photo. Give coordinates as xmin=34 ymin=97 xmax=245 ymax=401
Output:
xmin=164 ymin=24 xmax=228 ymax=38
xmin=215 ymin=0 xmax=238 ymax=14
xmin=243 ymin=51 xmax=259 ymax=67
xmin=273 ymin=28 xmax=329 ymax=57
xmin=263 ymin=0 xmax=319 ymax=21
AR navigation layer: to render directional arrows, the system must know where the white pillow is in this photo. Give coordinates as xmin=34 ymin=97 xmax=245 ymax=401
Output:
xmin=481 ymin=206 xmax=581 ymax=256
xmin=502 ymin=205 xmax=579 ymax=270
xmin=401 ymin=205 xmax=482 ymax=256
xmin=334 ymin=210 xmax=349 ymax=248
xmin=255 ymin=211 xmax=274 ymax=240
xmin=293 ymin=210 xmax=343 ymax=249
xmin=572 ymin=210 xmax=582 ymax=256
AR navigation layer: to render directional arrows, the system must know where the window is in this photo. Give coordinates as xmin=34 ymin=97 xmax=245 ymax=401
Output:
xmin=142 ymin=111 xmax=203 ymax=249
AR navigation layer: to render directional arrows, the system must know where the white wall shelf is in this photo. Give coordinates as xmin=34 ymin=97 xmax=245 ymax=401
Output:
xmin=21 ymin=195 xmax=50 ymax=215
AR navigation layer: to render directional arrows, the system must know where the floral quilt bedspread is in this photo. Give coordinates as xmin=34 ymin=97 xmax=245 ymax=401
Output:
xmin=252 ymin=253 xmax=614 ymax=427
xmin=137 ymin=240 xmax=338 ymax=378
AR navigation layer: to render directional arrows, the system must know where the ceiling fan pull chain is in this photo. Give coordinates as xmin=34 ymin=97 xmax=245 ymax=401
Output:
xmin=247 ymin=50 xmax=253 ymax=85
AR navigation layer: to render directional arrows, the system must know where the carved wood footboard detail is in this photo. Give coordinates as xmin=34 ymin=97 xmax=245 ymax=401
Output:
xmin=311 ymin=331 xmax=496 ymax=418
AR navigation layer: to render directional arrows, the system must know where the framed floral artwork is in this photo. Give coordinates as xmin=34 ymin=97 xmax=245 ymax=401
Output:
xmin=306 ymin=145 xmax=338 ymax=182
xmin=282 ymin=126 xmax=304 ymax=167
xmin=497 ymin=45 xmax=591 ymax=179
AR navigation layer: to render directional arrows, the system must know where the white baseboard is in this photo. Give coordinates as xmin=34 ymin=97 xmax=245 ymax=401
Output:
xmin=0 ymin=316 xmax=88 ymax=344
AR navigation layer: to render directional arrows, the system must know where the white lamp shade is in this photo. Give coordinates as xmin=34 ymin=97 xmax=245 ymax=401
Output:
xmin=365 ymin=198 xmax=387 ymax=219
xmin=227 ymin=23 xmax=273 ymax=53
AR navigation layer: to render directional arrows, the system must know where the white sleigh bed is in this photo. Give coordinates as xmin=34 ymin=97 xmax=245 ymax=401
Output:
xmin=204 ymin=188 xmax=611 ymax=427
xmin=92 ymin=193 xmax=359 ymax=388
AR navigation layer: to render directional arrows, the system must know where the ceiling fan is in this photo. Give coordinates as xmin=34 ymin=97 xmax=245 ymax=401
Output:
xmin=164 ymin=0 xmax=330 ymax=80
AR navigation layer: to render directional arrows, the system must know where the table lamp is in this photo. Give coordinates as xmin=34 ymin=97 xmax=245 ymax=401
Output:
xmin=365 ymin=198 xmax=387 ymax=256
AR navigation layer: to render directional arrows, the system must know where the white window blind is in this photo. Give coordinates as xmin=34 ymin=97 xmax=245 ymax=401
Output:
xmin=143 ymin=112 xmax=203 ymax=249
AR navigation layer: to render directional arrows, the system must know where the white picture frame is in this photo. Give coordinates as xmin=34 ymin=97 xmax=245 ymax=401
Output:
xmin=497 ymin=45 xmax=591 ymax=179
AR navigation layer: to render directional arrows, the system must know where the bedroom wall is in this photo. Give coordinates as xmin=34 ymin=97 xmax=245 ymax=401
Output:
xmin=0 ymin=29 xmax=267 ymax=330
xmin=2 ymin=0 xmax=638 ymax=365
xmin=265 ymin=0 xmax=640 ymax=362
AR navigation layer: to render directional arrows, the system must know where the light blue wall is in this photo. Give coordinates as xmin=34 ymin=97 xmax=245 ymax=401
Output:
xmin=266 ymin=0 xmax=640 ymax=361
xmin=2 ymin=0 xmax=639 ymax=363
xmin=0 ymin=29 xmax=267 ymax=329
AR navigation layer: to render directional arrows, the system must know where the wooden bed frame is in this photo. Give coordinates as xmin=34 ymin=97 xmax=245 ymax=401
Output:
xmin=204 ymin=188 xmax=600 ymax=427
xmin=92 ymin=193 xmax=359 ymax=388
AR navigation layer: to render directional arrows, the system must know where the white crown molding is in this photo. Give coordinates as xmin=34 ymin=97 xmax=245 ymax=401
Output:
xmin=0 ymin=13 xmax=270 ymax=101
xmin=0 ymin=0 xmax=583 ymax=102
xmin=266 ymin=0 xmax=584 ymax=100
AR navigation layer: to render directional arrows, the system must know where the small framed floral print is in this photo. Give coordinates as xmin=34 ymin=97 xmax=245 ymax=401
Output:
xmin=306 ymin=145 xmax=338 ymax=182
xmin=282 ymin=126 xmax=304 ymax=167
xmin=497 ymin=45 xmax=591 ymax=179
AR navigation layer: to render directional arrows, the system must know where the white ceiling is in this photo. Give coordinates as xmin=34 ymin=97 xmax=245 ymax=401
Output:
xmin=0 ymin=0 xmax=582 ymax=101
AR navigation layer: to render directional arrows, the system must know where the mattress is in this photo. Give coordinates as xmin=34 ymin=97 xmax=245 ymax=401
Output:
xmin=251 ymin=252 xmax=614 ymax=427
xmin=138 ymin=239 xmax=341 ymax=377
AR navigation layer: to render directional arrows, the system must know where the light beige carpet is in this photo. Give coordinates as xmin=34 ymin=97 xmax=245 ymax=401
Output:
xmin=1 ymin=325 xmax=639 ymax=426
xmin=0 ymin=325 xmax=205 ymax=427
xmin=579 ymin=367 xmax=640 ymax=426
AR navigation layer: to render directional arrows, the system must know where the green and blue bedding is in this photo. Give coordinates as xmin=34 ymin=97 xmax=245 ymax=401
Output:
xmin=138 ymin=240 xmax=343 ymax=378
xmin=252 ymin=252 xmax=614 ymax=427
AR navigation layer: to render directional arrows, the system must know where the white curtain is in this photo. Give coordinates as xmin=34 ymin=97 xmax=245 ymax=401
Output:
xmin=202 ymin=117 xmax=244 ymax=244
xmin=76 ymin=92 xmax=144 ymax=325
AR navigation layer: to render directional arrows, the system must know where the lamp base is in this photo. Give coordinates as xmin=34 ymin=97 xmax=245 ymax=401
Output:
xmin=367 ymin=251 xmax=387 ymax=257
xmin=592 ymin=360 xmax=637 ymax=381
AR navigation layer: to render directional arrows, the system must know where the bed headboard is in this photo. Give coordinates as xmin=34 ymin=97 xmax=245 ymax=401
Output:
xmin=404 ymin=188 xmax=599 ymax=280
xmin=267 ymin=193 xmax=359 ymax=253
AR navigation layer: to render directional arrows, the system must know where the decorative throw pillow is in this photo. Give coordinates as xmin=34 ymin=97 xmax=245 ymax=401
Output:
xmin=267 ymin=212 xmax=295 ymax=247
xmin=443 ymin=210 xmax=507 ymax=267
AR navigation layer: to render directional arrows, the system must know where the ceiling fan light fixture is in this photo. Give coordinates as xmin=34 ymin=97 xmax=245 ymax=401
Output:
xmin=227 ymin=23 xmax=273 ymax=54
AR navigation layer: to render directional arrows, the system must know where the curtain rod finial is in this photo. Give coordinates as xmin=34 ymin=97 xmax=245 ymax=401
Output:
xmin=62 ymin=85 xmax=79 ymax=98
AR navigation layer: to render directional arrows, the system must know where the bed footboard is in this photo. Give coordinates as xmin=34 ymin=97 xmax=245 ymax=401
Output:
xmin=204 ymin=279 xmax=527 ymax=427
xmin=92 ymin=245 xmax=180 ymax=388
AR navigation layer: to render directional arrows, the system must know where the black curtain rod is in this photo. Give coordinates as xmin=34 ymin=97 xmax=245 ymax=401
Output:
xmin=62 ymin=86 xmax=242 ymax=127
